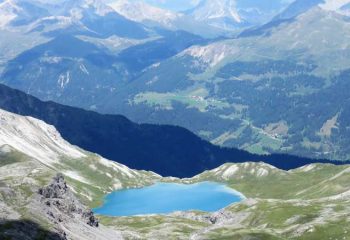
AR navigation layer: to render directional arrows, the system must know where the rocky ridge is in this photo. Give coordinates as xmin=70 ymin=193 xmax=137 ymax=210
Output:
xmin=38 ymin=174 xmax=99 ymax=230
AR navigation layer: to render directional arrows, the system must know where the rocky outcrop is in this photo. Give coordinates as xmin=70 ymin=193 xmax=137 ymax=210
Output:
xmin=83 ymin=210 xmax=99 ymax=227
xmin=23 ymin=173 xmax=124 ymax=240
xmin=205 ymin=210 xmax=249 ymax=225
xmin=38 ymin=174 xmax=99 ymax=229
xmin=172 ymin=206 xmax=250 ymax=226
xmin=39 ymin=174 xmax=68 ymax=199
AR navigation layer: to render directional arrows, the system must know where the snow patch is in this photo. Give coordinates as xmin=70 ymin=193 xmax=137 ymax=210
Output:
xmin=0 ymin=0 xmax=21 ymax=29
xmin=58 ymin=71 xmax=70 ymax=89
xmin=108 ymin=0 xmax=179 ymax=26
xmin=0 ymin=11 xmax=16 ymax=29
xmin=79 ymin=0 xmax=115 ymax=16
xmin=190 ymin=0 xmax=241 ymax=23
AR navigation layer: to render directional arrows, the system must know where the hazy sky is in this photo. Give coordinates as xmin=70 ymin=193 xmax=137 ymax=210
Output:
xmin=143 ymin=0 xmax=201 ymax=11
xmin=1 ymin=0 xmax=296 ymax=13
xmin=140 ymin=0 xmax=295 ymax=12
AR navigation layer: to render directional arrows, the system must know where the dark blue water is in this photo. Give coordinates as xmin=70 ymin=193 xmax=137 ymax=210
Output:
xmin=93 ymin=182 xmax=244 ymax=216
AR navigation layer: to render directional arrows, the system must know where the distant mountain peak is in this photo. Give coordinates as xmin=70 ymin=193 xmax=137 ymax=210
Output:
xmin=108 ymin=0 xmax=179 ymax=26
xmin=0 ymin=0 xmax=115 ymax=29
xmin=0 ymin=0 xmax=19 ymax=28
xmin=0 ymin=0 xmax=52 ymax=28
xmin=41 ymin=0 xmax=116 ymax=18
xmin=185 ymin=0 xmax=292 ymax=30
xmin=188 ymin=0 xmax=241 ymax=23
xmin=275 ymin=0 xmax=350 ymax=21
xmin=0 ymin=0 xmax=151 ymax=39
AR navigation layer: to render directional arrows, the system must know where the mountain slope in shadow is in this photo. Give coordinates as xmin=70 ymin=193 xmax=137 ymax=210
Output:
xmin=0 ymin=84 xmax=348 ymax=177
xmin=0 ymin=219 xmax=65 ymax=240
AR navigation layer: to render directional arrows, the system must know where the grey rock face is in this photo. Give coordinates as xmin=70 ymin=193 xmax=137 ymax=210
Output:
xmin=38 ymin=173 xmax=68 ymax=199
xmin=27 ymin=173 xmax=124 ymax=240
xmin=38 ymin=174 xmax=99 ymax=228
xmin=83 ymin=210 xmax=100 ymax=227
xmin=172 ymin=207 xmax=250 ymax=226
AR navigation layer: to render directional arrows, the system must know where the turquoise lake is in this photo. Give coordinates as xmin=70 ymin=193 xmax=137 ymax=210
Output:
xmin=93 ymin=182 xmax=244 ymax=216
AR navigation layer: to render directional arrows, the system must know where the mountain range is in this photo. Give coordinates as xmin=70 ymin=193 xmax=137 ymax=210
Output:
xmin=2 ymin=1 xmax=350 ymax=239
xmin=109 ymin=0 xmax=293 ymax=32
xmin=112 ymin=2 xmax=350 ymax=161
